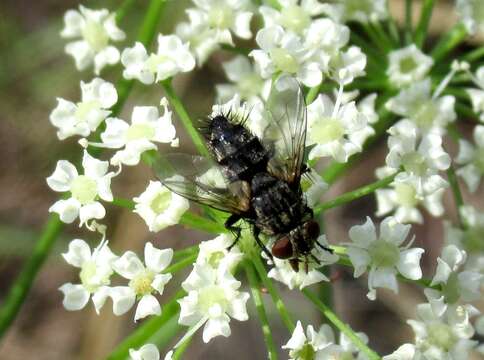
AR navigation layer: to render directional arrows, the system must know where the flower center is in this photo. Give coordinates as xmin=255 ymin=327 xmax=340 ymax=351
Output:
xmin=399 ymin=56 xmax=418 ymax=74
xmin=280 ymin=5 xmax=311 ymax=33
xmin=293 ymin=343 xmax=316 ymax=360
xmin=146 ymin=54 xmax=169 ymax=73
xmin=270 ymin=48 xmax=299 ymax=74
xmin=401 ymin=151 xmax=427 ymax=175
xmin=463 ymin=226 xmax=484 ymax=254
xmin=208 ymin=5 xmax=234 ymax=29
xmin=129 ymin=269 xmax=155 ymax=296
xmin=413 ymin=100 xmax=438 ymax=131
xmin=426 ymin=323 xmax=457 ymax=352
xmin=70 ymin=175 xmax=98 ymax=204
xmin=198 ymin=285 xmax=229 ymax=314
xmin=473 ymin=147 xmax=484 ymax=173
xmin=395 ymin=183 xmax=419 ymax=207
xmin=368 ymin=239 xmax=400 ymax=268
xmin=75 ymin=100 xmax=100 ymax=123
xmin=150 ymin=191 xmax=172 ymax=214
xmin=207 ymin=251 xmax=225 ymax=268
xmin=310 ymin=117 xmax=345 ymax=144
xmin=82 ymin=20 xmax=109 ymax=51
xmin=79 ymin=260 xmax=99 ymax=293
xmin=125 ymin=123 xmax=156 ymax=141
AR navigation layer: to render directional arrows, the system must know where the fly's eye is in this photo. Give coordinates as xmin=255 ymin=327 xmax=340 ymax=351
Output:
xmin=272 ymin=236 xmax=293 ymax=259
xmin=304 ymin=220 xmax=320 ymax=240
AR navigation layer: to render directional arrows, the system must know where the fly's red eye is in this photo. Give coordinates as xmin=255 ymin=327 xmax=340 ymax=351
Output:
xmin=272 ymin=237 xmax=293 ymax=259
xmin=304 ymin=220 xmax=320 ymax=240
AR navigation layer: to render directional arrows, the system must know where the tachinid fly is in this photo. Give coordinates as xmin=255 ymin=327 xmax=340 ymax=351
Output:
xmin=155 ymin=76 xmax=332 ymax=271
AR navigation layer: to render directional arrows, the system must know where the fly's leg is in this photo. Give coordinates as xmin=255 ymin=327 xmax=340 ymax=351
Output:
xmin=252 ymin=225 xmax=274 ymax=261
xmin=315 ymin=240 xmax=334 ymax=253
xmin=225 ymin=214 xmax=242 ymax=251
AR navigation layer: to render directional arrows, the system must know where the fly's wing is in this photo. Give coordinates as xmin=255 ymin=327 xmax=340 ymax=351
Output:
xmin=153 ymin=153 xmax=250 ymax=214
xmin=263 ymin=76 xmax=307 ymax=188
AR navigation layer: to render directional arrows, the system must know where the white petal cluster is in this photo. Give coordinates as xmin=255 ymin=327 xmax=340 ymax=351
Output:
xmin=465 ymin=66 xmax=484 ymax=122
xmin=444 ymin=206 xmax=484 ymax=273
xmin=176 ymin=0 xmax=253 ymax=65
xmin=384 ymin=303 xmax=478 ymax=360
xmin=456 ymin=0 xmax=484 ymax=35
xmin=178 ymin=263 xmax=249 ymax=343
xmin=259 ymin=0 xmax=327 ymax=35
xmin=134 ymin=179 xmax=189 ymax=233
xmin=283 ymin=321 xmax=369 ymax=360
xmin=196 ymin=233 xmax=243 ymax=272
xmin=347 ymin=217 xmax=424 ymax=300
xmin=61 ymin=6 xmax=125 ymax=74
xmin=129 ymin=344 xmax=160 ymax=360
xmin=301 ymin=169 xmax=328 ymax=209
xmin=59 ymin=239 xmax=117 ymax=312
xmin=216 ymin=56 xmax=270 ymax=105
xmin=101 ymin=99 xmax=178 ymax=166
xmin=267 ymin=235 xmax=339 ymax=290
xmin=323 ymin=0 xmax=389 ymax=24
xmin=386 ymin=79 xmax=456 ymax=135
xmin=121 ymin=34 xmax=195 ymax=84
xmin=47 ymin=150 xmax=115 ymax=227
xmin=50 ymin=78 xmax=118 ymax=140
xmin=455 ymin=125 xmax=484 ymax=192
xmin=306 ymin=94 xmax=371 ymax=163
xmin=387 ymin=45 xmax=434 ymax=89
xmin=424 ymin=245 xmax=483 ymax=317
xmin=110 ymin=242 xmax=173 ymax=321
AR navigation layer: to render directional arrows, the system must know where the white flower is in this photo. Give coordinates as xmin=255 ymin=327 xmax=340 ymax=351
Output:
xmin=121 ymin=34 xmax=195 ymax=84
xmin=323 ymin=0 xmax=388 ymax=24
xmin=347 ymin=217 xmax=424 ymax=300
xmin=444 ymin=206 xmax=484 ymax=273
xmin=283 ymin=321 xmax=369 ymax=360
xmin=267 ymin=236 xmax=339 ymax=290
xmin=331 ymin=46 xmax=367 ymax=85
xmin=306 ymin=94 xmax=369 ymax=162
xmin=216 ymin=56 xmax=270 ymax=105
xmin=129 ymin=343 xmax=160 ymax=360
xmin=424 ymin=245 xmax=483 ymax=317
xmin=466 ymin=66 xmax=484 ymax=122
xmin=178 ymin=263 xmax=249 ymax=343
xmin=110 ymin=242 xmax=173 ymax=322
xmin=50 ymin=78 xmax=117 ymax=140
xmin=259 ymin=0 xmax=327 ymax=34
xmin=456 ymin=125 xmax=484 ymax=192
xmin=382 ymin=343 xmax=416 ymax=360
xmin=407 ymin=303 xmax=478 ymax=359
xmin=383 ymin=120 xmax=450 ymax=191
xmin=186 ymin=0 xmax=253 ymax=45
xmin=375 ymin=174 xmax=447 ymax=224
xmin=59 ymin=238 xmax=117 ymax=312
xmin=250 ymin=25 xmax=322 ymax=87
xmin=101 ymin=99 xmax=177 ymax=166
xmin=196 ymin=233 xmax=243 ymax=272
xmin=134 ymin=180 xmax=189 ymax=233
xmin=301 ymin=170 xmax=328 ymax=209
xmin=47 ymin=150 xmax=115 ymax=227
xmin=456 ymin=0 xmax=484 ymax=35
xmin=61 ymin=5 xmax=125 ymax=74
xmin=386 ymin=79 xmax=456 ymax=134
xmin=350 ymin=93 xmax=378 ymax=145
xmin=387 ymin=45 xmax=434 ymax=88
xmin=176 ymin=21 xmax=219 ymax=66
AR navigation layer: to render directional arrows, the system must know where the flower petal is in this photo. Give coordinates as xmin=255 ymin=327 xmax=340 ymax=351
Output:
xmin=144 ymin=242 xmax=173 ymax=273
xmin=59 ymin=283 xmax=90 ymax=311
xmin=134 ymin=294 xmax=161 ymax=321
xmin=62 ymin=238 xmax=91 ymax=267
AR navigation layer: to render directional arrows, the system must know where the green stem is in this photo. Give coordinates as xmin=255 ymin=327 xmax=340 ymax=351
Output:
xmin=221 ymin=44 xmax=251 ymax=56
xmin=0 ymin=0 xmax=168 ymax=342
xmin=115 ymin=0 xmax=137 ymax=22
xmin=414 ymin=0 xmax=436 ymax=48
xmin=431 ymin=23 xmax=468 ymax=62
xmin=302 ymin=289 xmax=381 ymax=360
xmin=172 ymin=335 xmax=192 ymax=360
xmin=164 ymin=253 xmax=197 ymax=275
xmin=251 ymin=256 xmax=295 ymax=332
xmin=161 ymin=79 xmax=210 ymax=157
xmin=245 ymin=262 xmax=278 ymax=360
xmin=362 ymin=23 xmax=391 ymax=53
xmin=447 ymin=165 xmax=465 ymax=228
xmin=305 ymin=84 xmax=321 ymax=105
xmin=404 ymin=0 xmax=413 ymax=44
xmin=315 ymin=173 xmax=397 ymax=215
xmin=372 ymin=21 xmax=396 ymax=48
xmin=0 ymin=215 xmax=63 ymax=339
xmin=112 ymin=197 xmax=226 ymax=234
xmin=463 ymin=46 xmax=484 ymax=62
xmin=107 ymin=291 xmax=185 ymax=360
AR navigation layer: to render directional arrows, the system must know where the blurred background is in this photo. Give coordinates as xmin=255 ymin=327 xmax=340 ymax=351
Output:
xmin=0 ymin=0 xmax=483 ymax=359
